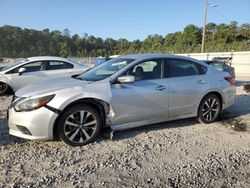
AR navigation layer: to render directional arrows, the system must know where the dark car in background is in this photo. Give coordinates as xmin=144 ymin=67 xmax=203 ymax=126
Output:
xmin=92 ymin=57 xmax=112 ymax=66
xmin=92 ymin=55 xmax=120 ymax=66
xmin=202 ymin=57 xmax=235 ymax=78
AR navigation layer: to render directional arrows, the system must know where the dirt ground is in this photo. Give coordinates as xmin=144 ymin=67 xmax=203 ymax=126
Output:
xmin=0 ymin=74 xmax=249 ymax=187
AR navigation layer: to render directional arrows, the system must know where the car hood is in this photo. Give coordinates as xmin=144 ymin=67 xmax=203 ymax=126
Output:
xmin=15 ymin=76 xmax=91 ymax=97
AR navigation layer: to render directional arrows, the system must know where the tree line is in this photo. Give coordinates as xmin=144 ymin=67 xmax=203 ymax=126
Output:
xmin=0 ymin=22 xmax=249 ymax=58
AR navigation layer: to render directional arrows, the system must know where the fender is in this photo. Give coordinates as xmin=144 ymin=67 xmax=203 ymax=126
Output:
xmin=194 ymin=88 xmax=224 ymax=116
xmin=48 ymin=80 xmax=113 ymax=111
xmin=0 ymin=75 xmax=10 ymax=86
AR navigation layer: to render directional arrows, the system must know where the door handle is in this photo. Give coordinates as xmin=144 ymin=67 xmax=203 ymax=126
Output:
xmin=198 ymin=80 xmax=207 ymax=84
xmin=155 ymin=85 xmax=166 ymax=91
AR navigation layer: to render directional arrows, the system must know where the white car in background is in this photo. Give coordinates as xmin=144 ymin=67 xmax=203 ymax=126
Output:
xmin=0 ymin=56 xmax=91 ymax=95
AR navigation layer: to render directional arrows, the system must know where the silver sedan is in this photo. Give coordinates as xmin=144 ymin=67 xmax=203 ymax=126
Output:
xmin=8 ymin=54 xmax=236 ymax=146
xmin=0 ymin=56 xmax=91 ymax=95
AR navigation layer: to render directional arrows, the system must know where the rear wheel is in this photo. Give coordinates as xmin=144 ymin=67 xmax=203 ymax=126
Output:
xmin=57 ymin=105 xmax=102 ymax=146
xmin=0 ymin=82 xmax=9 ymax=96
xmin=198 ymin=94 xmax=221 ymax=124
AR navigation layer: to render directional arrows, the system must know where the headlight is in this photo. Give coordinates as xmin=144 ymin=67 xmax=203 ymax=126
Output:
xmin=14 ymin=94 xmax=55 ymax=112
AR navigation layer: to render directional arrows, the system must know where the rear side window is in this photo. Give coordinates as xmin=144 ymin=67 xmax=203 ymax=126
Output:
xmin=46 ymin=61 xmax=73 ymax=70
xmin=165 ymin=59 xmax=206 ymax=78
xmin=197 ymin=63 xmax=207 ymax=74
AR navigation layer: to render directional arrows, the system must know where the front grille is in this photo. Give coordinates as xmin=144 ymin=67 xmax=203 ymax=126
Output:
xmin=16 ymin=125 xmax=32 ymax=135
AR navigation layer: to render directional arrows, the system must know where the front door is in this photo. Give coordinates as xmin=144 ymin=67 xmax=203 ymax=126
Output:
xmin=10 ymin=61 xmax=46 ymax=91
xmin=110 ymin=59 xmax=169 ymax=126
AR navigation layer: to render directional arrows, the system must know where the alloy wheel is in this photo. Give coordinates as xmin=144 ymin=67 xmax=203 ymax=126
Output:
xmin=201 ymin=98 xmax=220 ymax=121
xmin=64 ymin=110 xmax=97 ymax=144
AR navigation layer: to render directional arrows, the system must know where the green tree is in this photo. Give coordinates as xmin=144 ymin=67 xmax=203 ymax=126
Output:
xmin=0 ymin=23 xmax=249 ymax=58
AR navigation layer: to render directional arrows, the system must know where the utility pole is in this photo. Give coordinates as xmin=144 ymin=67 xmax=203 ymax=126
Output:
xmin=201 ymin=0 xmax=207 ymax=53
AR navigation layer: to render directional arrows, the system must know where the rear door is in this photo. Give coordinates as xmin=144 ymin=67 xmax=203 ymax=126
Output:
xmin=42 ymin=61 xmax=75 ymax=77
xmin=165 ymin=58 xmax=208 ymax=118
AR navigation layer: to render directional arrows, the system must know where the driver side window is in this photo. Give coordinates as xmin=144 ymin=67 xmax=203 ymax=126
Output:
xmin=22 ymin=61 xmax=43 ymax=72
xmin=10 ymin=61 xmax=44 ymax=73
xmin=124 ymin=59 xmax=163 ymax=81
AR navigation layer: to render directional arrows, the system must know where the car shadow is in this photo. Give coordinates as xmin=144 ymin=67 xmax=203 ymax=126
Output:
xmin=108 ymin=92 xmax=250 ymax=142
xmin=1 ymin=83 xmax=250 ymax=146
xmin=107 ymin=118 xmax=198 ymax=142
xmin=0 ymin=118 xmax=26 ymax=146
xmin=221 ymin=93 xmax=250 ymax=119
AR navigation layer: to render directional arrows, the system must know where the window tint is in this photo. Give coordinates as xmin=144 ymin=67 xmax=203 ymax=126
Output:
xmin=46 ymin=61 xmax=73 ymax=70
xmin=165 ymin=59 xmax=199 ymax=78
xmin=197 ymin=63 xmax=207 ymax=74
xmin=6 ymin=60 xmax=74 ymax=74
xmin=22 ymin=61 xmax=43 ymax=73
xmin=8 ymin=61 xmax=44 ymax=73
xmin=124 ymin=59 xmax=163 ymax=81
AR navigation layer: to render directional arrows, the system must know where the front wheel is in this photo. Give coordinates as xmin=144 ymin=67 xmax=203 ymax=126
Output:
xmin=57 ymin=105 xmax=102 ymax=146
xmin=198 ymin=94 xmax=221 ymax=124
xmin=0 ymin=82 xmax=9 ymax=96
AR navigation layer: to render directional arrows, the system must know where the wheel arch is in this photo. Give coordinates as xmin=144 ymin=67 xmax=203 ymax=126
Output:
xmin=53 ymin=97 xmax=111 ymax=139
xmin=0 ymin=75 xmax=11 ymax=84
xmin=0 ymin=79 xmax=13 ymax=95
xmin=197 ymin=91 xmax=223 ymax=115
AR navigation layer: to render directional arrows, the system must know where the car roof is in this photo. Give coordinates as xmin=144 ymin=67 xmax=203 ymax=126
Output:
xmin=120 ymin=53 xmax=198 ymax=61
xmin=27 ymin=56 xmax=70 ymax=62
xmin=119 ymin=54 xmax=209 ymax=68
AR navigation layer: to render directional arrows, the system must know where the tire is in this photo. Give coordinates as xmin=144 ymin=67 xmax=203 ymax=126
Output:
xmin=57 ymin=105 xmax=102 ymax=146
xmin=0 ymin=82 xmax=9 ymax=96
xmin=198 ymin=94 xmax=221 ymax=124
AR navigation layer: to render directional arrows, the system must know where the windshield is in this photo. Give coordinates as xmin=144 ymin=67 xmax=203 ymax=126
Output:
xmin=79 ymin=58 xmax=135 ymax=81
xmin=2 ymin=59 xmax=27 ymax=71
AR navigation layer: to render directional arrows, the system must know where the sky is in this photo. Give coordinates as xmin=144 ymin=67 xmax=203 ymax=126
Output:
xmin=0 ymin=0 xmax=249 ymax=41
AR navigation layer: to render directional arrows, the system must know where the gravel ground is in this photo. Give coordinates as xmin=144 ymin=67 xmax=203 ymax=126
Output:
xmin=0 ymin=75 xmax=250 ymax=187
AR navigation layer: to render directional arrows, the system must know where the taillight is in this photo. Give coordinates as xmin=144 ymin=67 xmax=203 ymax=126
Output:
xmin=224 ymin=76 xmax=235 ymax=86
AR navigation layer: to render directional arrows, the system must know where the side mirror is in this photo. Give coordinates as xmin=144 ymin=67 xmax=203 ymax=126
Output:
xmin=117 ymin=75 xmax=135 ymax=84
xmin=18 ymin=67 xmax=26 ymax=75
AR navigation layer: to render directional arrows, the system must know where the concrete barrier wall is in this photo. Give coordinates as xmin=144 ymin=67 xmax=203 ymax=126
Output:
xmin=177 ymin=51 xmax=250 ymax=77
xmin=73 ymin=52 xmax=250 ymax=77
